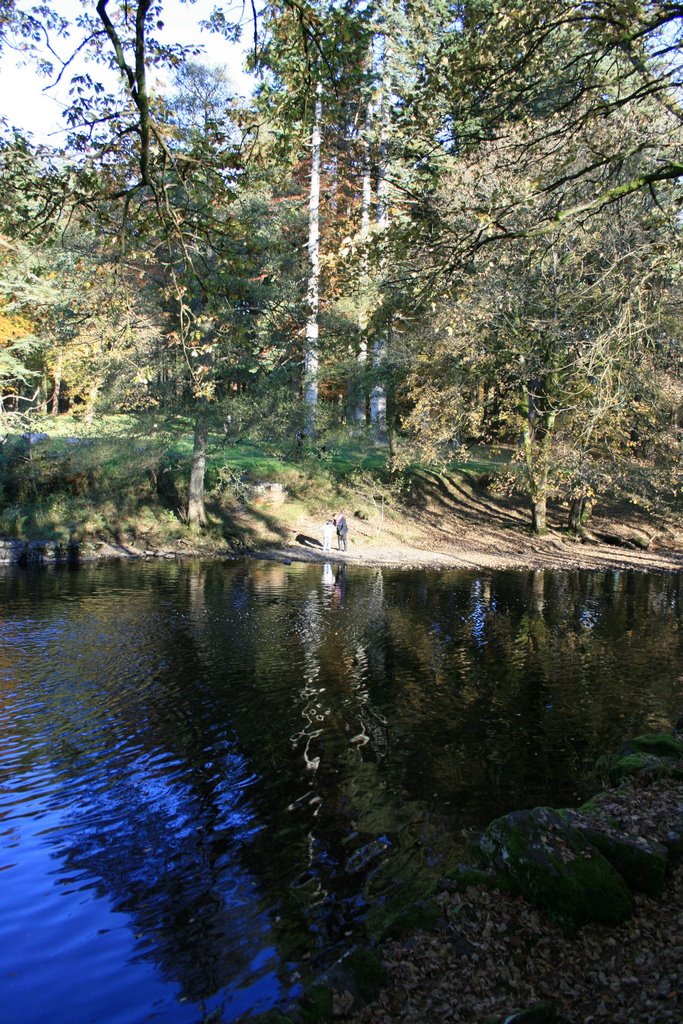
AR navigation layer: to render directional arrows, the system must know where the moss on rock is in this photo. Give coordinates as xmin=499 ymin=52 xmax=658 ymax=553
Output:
xmin=479 ymin=807 xmax=635 ymax=927
xmin=624 ymin=734 xmax=683 ymax=760
xmin=608 ymin=752 xmax=683 ymax=785
xmin=559 ymin=810 xmax=668 ymax=896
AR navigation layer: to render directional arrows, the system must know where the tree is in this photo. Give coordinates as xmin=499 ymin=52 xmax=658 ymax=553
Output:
xmin=404 ymin=0 xmax=683 ymax=251
xmin=242 ymin=1 xmax=373 ymax=439
xmin=5 ymin=4 xmax=250 ymax=523
xmin=303 ymin=74 xmax=323 ymax=433
xmin=338 ymin=0 xmax=453 ymax=438
xmin=400 ymin=114 xmax=682 ymax=532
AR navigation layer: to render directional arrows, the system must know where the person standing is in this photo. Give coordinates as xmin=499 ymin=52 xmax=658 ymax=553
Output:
xmin=322 ymin=518 xmax=335 ymax=551
xmin=336 ymin=512 xmax=348 ymax=551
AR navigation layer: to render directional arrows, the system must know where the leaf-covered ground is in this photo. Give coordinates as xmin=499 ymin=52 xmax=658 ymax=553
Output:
xmin=343 ymin=780 xmax=683 ymax=1024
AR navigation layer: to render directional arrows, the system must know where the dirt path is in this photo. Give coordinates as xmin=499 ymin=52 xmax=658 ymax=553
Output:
xmin=226 ymin=468 xmax=682 ymax=573
xmin=246 ymin=496 xmax=683 ymax=574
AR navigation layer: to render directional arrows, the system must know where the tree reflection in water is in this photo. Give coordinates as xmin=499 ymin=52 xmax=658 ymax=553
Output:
xmin=0 ymin=560 xmax=681 ymax=1023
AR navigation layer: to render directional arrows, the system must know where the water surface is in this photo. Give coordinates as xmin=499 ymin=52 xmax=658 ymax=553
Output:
xmin=1 ymin=559 xmax=681 ymax=1022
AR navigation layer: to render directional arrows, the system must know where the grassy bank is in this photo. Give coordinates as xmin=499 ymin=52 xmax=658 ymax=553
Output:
xmin=2 ymin=414 xmax=680 ymax=569
xmin=0 ymin=413 xmax=427 ymax=551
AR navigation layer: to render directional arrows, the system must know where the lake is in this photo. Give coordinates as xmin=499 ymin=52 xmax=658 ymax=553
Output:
xmin=1 ymin=558 xmax=681 ymax=1023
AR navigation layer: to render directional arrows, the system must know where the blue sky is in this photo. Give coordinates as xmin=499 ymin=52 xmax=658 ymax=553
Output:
xmin=0 ymin=0 xmax=255 ymax=143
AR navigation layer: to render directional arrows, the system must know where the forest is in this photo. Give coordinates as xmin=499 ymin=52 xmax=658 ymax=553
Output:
xmin=0 ymin=0 xmax=681 ymax=547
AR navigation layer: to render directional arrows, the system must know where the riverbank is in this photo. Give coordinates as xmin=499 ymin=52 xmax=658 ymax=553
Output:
xmin=249 ymin=462 xmax=683 ymax=571
xmin=3 ymin=420 xmax=681 ymax=574
xmin=338 ymin=775 xmax=683 ymax=1024
xmin=243 ymin=524 xmax=683 ymax=574
xmin=3 ymin=511 xmax=682 ymax=574
xmin=229 ymin=736 xmax=683 ymax=1024
xmin=250 ymin=754 xmax=683 ymax=1024
xmin=2 ymin=464 xmax=682 ymax=573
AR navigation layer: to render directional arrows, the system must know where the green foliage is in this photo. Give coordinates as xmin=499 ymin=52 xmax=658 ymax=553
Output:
xmin=0 ymin=1 xmax=681 ymax=537
xmin=623 ymin=734 xmax=683 ymax=761
xmin=0 ymin=412 xmax=398 ymax=544
xmin=0 ymin=415 xmax=173 ymax=538
xmin=608 ymin=753 xmax=683 ymax=786
xmin=398 ymin=139 xmax=682 ymax=529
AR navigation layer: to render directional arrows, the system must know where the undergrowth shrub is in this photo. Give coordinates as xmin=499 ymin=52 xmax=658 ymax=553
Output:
xmin=0 ymin=425 xmax=176 ymax=540
xmin=0 ymin=503 xmax=28 ymax=537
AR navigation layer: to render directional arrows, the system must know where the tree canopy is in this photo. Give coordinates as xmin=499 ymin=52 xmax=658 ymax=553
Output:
xmin=0 ymin=0 xmax=681 ymax=531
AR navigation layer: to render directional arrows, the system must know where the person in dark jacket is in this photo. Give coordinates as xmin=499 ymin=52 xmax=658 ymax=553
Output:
xmin=336 ymin=512 xmax=348 ymax=551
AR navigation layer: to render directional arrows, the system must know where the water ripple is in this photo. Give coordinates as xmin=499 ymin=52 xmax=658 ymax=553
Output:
xmin=0 ymin=560 xmax=681 ymax=1023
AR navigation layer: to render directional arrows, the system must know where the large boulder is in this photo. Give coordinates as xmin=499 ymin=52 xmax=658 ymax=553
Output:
xmin=559 ymin=810 xmax=668 ymax=896
xmin=479 ymin=807 xmax=635 ymax=927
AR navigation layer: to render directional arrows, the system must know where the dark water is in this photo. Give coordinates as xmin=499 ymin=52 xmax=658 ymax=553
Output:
xmin=1 ymin=559 xmax=681 ymax=1023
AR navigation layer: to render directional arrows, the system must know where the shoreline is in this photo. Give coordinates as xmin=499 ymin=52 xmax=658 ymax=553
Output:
xmin=1 ymin=532 xmax=682 ymax=574
xmin=242 ymin=538 xmax=683 ymax=574
xmin=2 ymin=467 xmax=681 ymax=576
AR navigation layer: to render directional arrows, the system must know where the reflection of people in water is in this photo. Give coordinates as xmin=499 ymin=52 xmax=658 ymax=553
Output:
xmin=322 ymin=562 xmax=334 ymax=586
xmin=332 ymin=564 xmax=347 ymax=606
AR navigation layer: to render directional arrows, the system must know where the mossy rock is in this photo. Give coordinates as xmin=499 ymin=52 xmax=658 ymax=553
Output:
xmin=559 ymin=811 xmax=668 ymax=896
xmin=479 ymin=807 xmax=634 ymax=927
xmin=623 ymin=733 xmax=683 ymax=760
xmin=442 ymin=863 xmax=502 ymax=892
xmin=608 ymin=752 xmax=683 ymax=785
xmin=580 ymin=829 xmax=666 ymax=896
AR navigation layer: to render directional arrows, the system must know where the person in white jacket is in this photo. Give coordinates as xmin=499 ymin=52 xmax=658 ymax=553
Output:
xmin=322 ymin=519 xmax=335 ymax=551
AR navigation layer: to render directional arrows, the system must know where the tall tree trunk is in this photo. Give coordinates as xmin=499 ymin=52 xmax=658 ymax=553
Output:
xmin=187 ymin=415 xmax=208 ymax=527
xmin=370 ymin=30 xmax=391 ymax=439
xmin=84 ymin=382 xmax=99 ymax=425
xmin=51 ymin=352 xmax=62 ymax=415
xmin=531 ymin=491 xmax=548 ymax=534
xmin=303 ymin=78 xmax=323 ymax=436
xmin=568 ymin=492 xmax=592 ymax=534
xmin=523 ymin=392 xmax=556 ymax=535
xmin=355 ymin=93 xmax=373 ymax=426
xmin=369 ymin=340 xmax=387 ymax=437
xmin=39 ymin=371 xmax=49 ymax=414
xmin=376 ymin=32 xmax=390 ymax=233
